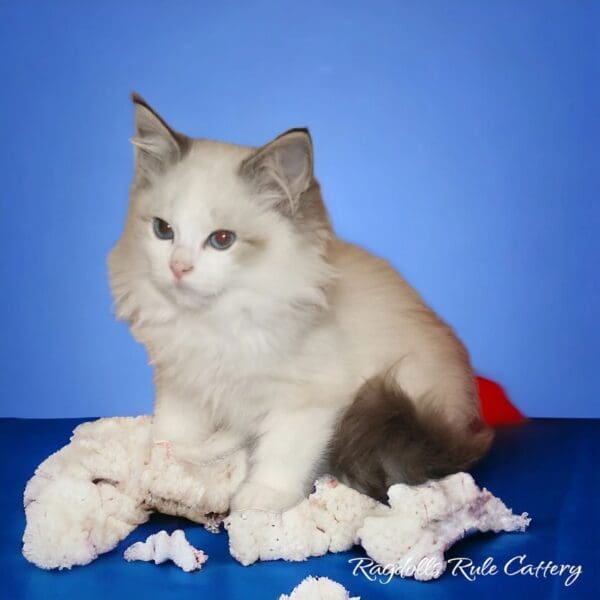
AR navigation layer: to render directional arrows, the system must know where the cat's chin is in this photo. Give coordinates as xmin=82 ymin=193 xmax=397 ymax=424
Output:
xmin=163 ymin=283 xmax=223 ymax=311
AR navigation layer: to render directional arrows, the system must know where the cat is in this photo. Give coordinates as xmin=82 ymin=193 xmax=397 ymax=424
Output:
xmin=108 ymin=94 xmax=493 ymax=512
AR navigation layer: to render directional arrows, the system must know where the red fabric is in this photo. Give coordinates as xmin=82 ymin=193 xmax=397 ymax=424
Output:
xmin=476 ymin=376 xmax=525 ymax=426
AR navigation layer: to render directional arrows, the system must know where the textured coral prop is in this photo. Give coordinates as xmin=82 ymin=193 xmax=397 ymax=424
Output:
xmin=23 ymin=416 xmax=530 ymax=580
xmin=123 ymin=530 xmax=208 ymax=572
xmin=279 ymin=576 xmax=359 ymax=599
xmin=226 ymin=473 xmax=530 ymax=581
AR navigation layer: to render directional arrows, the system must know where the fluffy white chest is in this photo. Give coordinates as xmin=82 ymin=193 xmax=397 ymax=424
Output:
xmin=147 ymin=306 xmax=342 ymax=426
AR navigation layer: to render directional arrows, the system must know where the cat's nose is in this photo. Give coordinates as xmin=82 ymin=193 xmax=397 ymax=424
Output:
xmin=170 ymin=260 xmax=194 ymax=280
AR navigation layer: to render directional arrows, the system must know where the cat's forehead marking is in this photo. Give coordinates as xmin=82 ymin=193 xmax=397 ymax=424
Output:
xmin=155 ymin=139 xmax=259 ymax=231
xmin=190 ymin=138 xmax=254 ymax=162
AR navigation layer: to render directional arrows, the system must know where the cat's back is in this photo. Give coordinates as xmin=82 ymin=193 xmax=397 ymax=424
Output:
xmin=328 ymin=238 xmax=464 ymax=378
xmin=328 ymin=238 xmax=424 ymax=314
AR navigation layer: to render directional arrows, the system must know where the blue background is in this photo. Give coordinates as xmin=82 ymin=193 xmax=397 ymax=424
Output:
xmin=0 ymin=0 xmax=598 ymax=418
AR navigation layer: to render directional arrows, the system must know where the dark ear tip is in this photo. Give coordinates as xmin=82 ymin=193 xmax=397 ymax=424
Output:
xmin=299 ymin=127 xmax=312 ymax=141
xmin=276 ymin=127 xmax=312 ymax=144
xmin=131 ymin=92 xmax=149 ymax=108
xmin=294 ymin=127 xmax=311 ymax=137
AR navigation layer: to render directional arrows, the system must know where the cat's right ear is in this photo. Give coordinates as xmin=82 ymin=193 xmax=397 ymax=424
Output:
xmin=239 ymin=128 xmax=314 ymax=217
xmin=130 ymin=93 xmax=190 ymax=185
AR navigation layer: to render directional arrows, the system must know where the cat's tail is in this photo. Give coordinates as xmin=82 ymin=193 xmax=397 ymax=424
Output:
xmin=328 ymin=376 xmax=494 ymax=502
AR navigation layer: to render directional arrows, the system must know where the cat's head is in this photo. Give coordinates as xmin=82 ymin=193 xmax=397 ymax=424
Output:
xmin=108 ymin=94 xmax=333 ymax=330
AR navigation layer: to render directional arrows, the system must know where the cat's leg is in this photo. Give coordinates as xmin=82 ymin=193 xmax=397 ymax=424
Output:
xmin=153 ymin=392 xmax=243 ymax=464
xmin=230 ymin=404 xmax=339 ymax=513
xmin=146 ymin=393 xmax=247 ymax=518
xmin=153 ymin=392 xmax=211 ymax=448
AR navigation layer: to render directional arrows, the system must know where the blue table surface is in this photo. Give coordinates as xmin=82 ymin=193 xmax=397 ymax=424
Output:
xmin=0 ymin=417 xmax=598 ymax=599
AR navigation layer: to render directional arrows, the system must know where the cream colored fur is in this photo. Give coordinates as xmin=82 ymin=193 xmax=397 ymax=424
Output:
xmin=108 ymin=98 xmax=480 ymax=512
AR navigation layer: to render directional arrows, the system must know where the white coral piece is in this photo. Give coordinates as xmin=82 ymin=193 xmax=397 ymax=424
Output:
xmin=279 ymin=576 xmax=359 ymax=600
xmin=124 ymin=530 xmax=208 ymax=572
xmin=225 ymin=476 xmax=383 ymax=565
xmin=358 ymin=472 xmax=531 ymax=581
xmin=225 ymin=473 xmax=530 ymax=582
xmin=22 ymin=417 xmax=152 ymax=569
xmin=23 ymin=416 xmax=246 ymax=570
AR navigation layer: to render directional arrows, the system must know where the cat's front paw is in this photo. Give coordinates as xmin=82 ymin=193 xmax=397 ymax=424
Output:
xmin=230 ymin=481 xmax=303 ymax=513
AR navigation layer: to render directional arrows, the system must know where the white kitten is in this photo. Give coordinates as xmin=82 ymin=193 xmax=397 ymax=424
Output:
xmin=108 ymin=95 xmax=493 ymax=512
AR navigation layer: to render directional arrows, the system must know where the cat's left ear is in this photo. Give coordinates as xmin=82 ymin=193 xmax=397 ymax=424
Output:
xmin=130 ymin=93 xmax=190 ymax=185
xmin=240 ymin=128 xmax=314 ymax=215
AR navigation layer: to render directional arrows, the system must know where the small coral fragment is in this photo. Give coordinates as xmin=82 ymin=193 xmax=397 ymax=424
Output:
xmin=279 ymin=576 xmax=359 ymax=600
xmin=124 ymin=529 xmax=208 ymax=572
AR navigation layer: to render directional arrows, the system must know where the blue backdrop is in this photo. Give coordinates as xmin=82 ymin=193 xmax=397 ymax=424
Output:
xmin=0 ymin=1 xmax=598 ymax=418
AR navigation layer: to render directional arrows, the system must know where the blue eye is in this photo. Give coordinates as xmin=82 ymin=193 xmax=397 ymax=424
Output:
xmin=153 ymin=218 xmax=174 ymax=240
xmin=208 ymin=230 xmax=236 ymax=250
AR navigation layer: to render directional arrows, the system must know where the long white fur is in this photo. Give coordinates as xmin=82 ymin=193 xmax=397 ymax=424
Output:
xmin=108 ymin=104 xmax=480 ymax=512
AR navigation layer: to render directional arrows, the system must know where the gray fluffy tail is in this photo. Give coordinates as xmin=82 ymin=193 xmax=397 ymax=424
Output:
xmin=328 ymin=376 xmax=494 ymax=502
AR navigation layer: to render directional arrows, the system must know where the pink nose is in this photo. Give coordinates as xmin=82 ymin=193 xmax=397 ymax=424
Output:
xmin=170 ymin=261 xmax=193 ymax=280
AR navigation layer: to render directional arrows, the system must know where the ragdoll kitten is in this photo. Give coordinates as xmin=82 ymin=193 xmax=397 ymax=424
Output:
xmin=108 ymin=94 xmax=493 ymax=512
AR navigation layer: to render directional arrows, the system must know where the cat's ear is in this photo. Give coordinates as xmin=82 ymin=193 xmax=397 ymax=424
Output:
xmin=130 ymin=93 xmax=190 ymax=185
xmin=240 ymin=128 xmax=314 ymax=215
